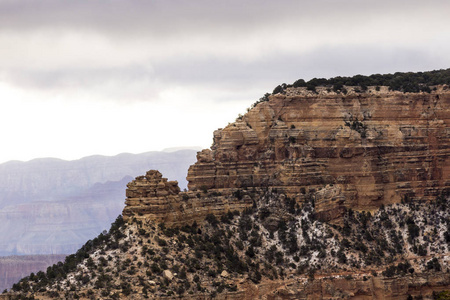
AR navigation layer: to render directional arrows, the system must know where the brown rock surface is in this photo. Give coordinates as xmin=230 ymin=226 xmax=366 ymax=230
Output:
xmin=186 ymin=87 xmax=450 ymax=222
xmin=1 ymin=272 xmax=448 ymax=300
xmin=122 ymin=169 xmax=253 ymax=224
xmin=123 ymin=170 xmax=182 ymax=223
xmin=226 ymin=272 xmax=450 ymax=300
xmin=123 ymin=87 xmax=450 ymax=225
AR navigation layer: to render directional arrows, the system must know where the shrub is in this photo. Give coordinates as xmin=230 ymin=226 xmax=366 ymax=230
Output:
xmin=273 ymin=85 xmax=283 ymax=94
xmin=206 ymin=214 xmax=219 ymax=227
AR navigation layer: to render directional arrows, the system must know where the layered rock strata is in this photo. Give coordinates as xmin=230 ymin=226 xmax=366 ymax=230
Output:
xmin=187 ymin=87 xmax=450 ymax=222
xmin=122 ymin=170 xmax=252 ymax=224
xmin=146 ymin=272 xmax=449 ymax=300
xmin=124 ymin=86 xmax=450 ymax=224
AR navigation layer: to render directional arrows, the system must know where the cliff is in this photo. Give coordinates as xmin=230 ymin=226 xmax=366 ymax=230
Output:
xmin=124 ymin=86 xmax=450 ymax=224
xmin=4 ymin=79 xmax=450 ymax=299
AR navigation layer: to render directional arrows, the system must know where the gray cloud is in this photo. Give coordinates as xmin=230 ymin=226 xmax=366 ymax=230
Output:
xmin=1 ymin=0 xmax=450 ymax=103
xmin=2 ymin=1 xmax=448 ymax=31
xmin=1 ymin=0 xmax=450 ymax=162
xmin=2 ymin=43 xmax=449 ymax=106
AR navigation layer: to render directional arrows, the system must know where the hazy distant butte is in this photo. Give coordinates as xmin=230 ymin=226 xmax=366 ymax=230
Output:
xmin=0 ymin=149 xmax=198 ymax=255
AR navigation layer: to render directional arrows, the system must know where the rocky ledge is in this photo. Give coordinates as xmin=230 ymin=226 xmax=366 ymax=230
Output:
xmin=124 ymin=86 xmax=450 ymax=224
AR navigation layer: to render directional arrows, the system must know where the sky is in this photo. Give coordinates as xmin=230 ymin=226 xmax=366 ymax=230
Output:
xmin=1 ymin=0 xmax=450 ymax=163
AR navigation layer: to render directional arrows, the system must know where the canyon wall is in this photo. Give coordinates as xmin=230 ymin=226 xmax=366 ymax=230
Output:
xmin=166 ymin=272 xmax=450 ymax=300
xmin=0 ymin=255 xmax=66 ymax=292
xmin=0 ymin=149 xmax=198 ymax=255
xmin=124 ymin=86 xmax=450 ymax=224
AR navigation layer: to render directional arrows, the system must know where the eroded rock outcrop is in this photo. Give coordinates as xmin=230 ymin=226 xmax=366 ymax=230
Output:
xmin=122 ymin=170 xmax=252 ymax=224
xmin=123 ymin=170 xmax=182 ymax=223
xmin=123 ymin=86 xmax=449 ymax=225
xmin=241 ymin=272 xmax=450 ymax=300
xmin=186 ymin=86 xmax=450 ymax=222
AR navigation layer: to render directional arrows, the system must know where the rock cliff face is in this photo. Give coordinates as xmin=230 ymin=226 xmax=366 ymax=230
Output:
xmin=122 ymin=169 xmax=252 ymax=224
xmin=171 ymin=272 xmax=450 ymax=300
xmin=124 ymin=86 xmax=450 ymax=224
xmin=123 ymin=170 xmax=182 ymax=223
xmin=256 ymin=273 xmax=450 ymax=300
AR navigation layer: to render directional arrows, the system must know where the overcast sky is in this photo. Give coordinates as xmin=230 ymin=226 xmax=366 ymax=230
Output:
xmin=1 ymin=0 xmax=449 ymax=163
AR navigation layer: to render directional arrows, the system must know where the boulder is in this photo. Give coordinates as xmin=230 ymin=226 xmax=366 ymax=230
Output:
xmin=163 ymin=270 xmax=173 ymax=281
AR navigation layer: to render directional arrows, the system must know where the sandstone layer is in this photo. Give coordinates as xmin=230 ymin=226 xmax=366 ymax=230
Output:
xmin=124 ymin=86 xmax=450 ymax=224
xmin=123 ymin=170 xmax=252 ymax=224
xmin=145 ymin=272 xmax=450 ymax=300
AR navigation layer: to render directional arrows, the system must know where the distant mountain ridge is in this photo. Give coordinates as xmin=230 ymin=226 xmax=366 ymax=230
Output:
xmin=0 ymin=149 xmax=198 ymax=208
xmin=0 ymin=149 xmax=198 ymax=255
xmin=0 ymin=255 xmax=66 ymax=292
